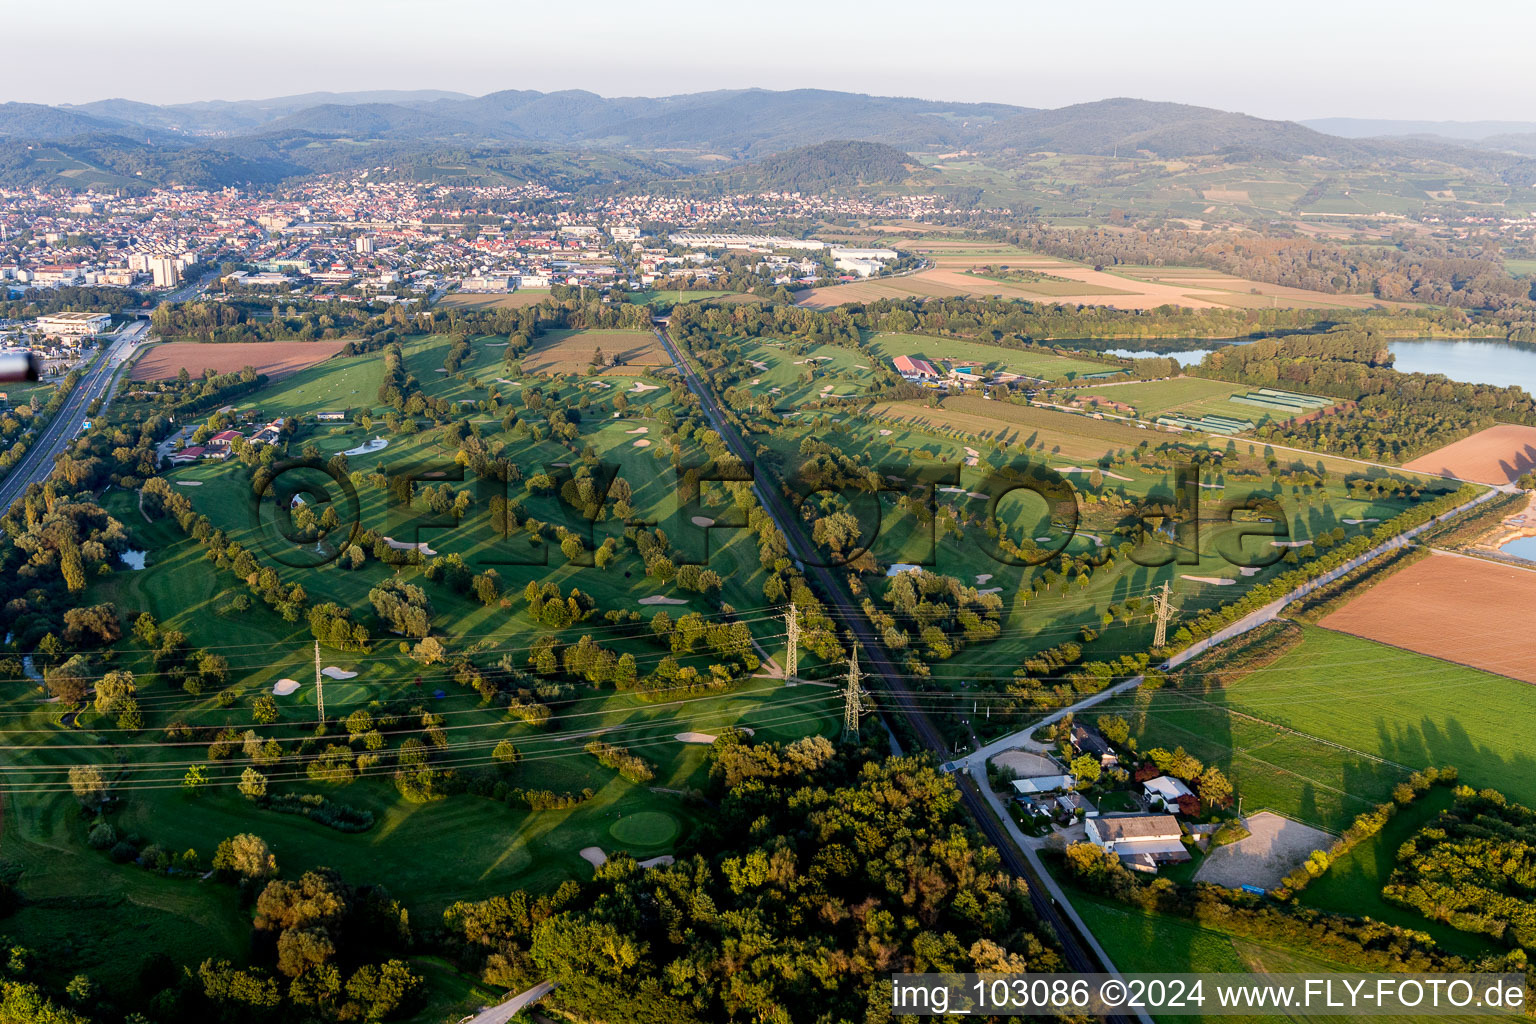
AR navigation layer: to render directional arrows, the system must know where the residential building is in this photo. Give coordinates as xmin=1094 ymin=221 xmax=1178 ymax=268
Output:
xmin=1071 ymin=724 xmax=1119 ymax=768
xmin=1143 ymin=776 xmax=1194 ymax=810
xmin=151 ymin=255 xmax=181 ymax=288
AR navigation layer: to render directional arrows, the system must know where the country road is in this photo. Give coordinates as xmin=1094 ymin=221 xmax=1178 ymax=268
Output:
xmin=650 ymin=323 xmax=1149 ymax=1024
xmin=0 ymin=322 xmax=145 ymax=511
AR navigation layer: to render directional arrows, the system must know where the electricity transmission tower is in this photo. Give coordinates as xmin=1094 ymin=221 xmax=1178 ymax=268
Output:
xmin=783 ymin=604 xmax=799 ymax=682
xmin=314 ymin=641 xmax=326 ymax=724
xmin=1152 ymin=581 xmax=1174 ymax=649
xmin=842 ymin=644 xmax=866 ymax=740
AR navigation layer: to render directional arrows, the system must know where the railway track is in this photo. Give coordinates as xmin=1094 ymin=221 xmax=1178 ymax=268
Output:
xmin=652 ymin=323 xmax=1135 ymax=1018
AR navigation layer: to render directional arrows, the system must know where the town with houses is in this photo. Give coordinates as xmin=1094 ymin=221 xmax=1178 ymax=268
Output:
xmin=0 ymin=175 xmax=950 ymax=317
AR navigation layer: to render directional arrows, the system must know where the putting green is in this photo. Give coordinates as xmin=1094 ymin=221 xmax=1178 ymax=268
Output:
xmin=608 ymin=811 xmax=679 ymax=847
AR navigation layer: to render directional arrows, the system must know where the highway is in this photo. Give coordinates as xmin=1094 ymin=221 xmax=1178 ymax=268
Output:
xmin=0 ymin=268 xmax=214 ymax=511
xmin=0 ymin=322 xmax=146 ymax=511
xmin=651 ymin=323 xmax=1142 ymax=1020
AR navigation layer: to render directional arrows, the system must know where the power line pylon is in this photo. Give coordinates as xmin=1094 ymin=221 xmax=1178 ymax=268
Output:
xmin=842 ymin=644 xmax=866 ymax=741
xmin=314 ymin=640 xmax=326 ymax=724
xmin=784 ymin=604 xmax=799 ymax=682
xmin=1152 ymin=581 xmax=1174 ymax=649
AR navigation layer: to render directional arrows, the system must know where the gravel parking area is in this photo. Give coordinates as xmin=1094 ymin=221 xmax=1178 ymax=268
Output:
xmin=1193 ymin=811 xmax=1333 ymax=890
xmin=991 ymin=750 xmax=1061 ymax=777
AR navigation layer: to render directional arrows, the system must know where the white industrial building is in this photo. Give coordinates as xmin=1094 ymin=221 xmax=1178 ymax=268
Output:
xmin=669 ymin=233 xmax=828 ymax=252
xmin=36 ymin=311 xmax=111 ymax=337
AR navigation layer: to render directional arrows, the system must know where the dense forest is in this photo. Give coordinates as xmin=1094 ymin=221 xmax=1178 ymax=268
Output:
xmin=1386 ymin=787 xmax=1536 ymax=950
xmin=441 ymin=743 xmax=1058 ymax=1024
xmin=1009 ymin=224 xmax=1536 ymax=310
xmin=1197 ymin=327 xmax=1536 ymax=459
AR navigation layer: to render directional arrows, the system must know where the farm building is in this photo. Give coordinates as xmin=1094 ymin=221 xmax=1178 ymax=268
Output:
xmin=1010 ymin=774 xmax=1075 ymax=795
xmin=893 ymin=355 xmax=939 ymax=380
xmin=1085 ymin=814 xmax=1189 ymax=872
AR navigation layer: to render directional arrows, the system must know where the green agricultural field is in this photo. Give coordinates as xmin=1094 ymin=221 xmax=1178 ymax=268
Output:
xmin=1094 ymin=626 xmax=1536 ymax=831
xmin=1068 ymin=895 xmax=1492 ymax=1024
xmin=866 ymin=333 xmax=1120 ymax=381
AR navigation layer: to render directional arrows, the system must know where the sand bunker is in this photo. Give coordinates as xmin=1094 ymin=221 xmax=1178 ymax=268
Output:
xmin=1272 ymin=540 xmax=1309 ymax=547
xmin=1240 ymin=566 xmax=1262 ymax=576
xmin=273 ymin=679 xmax=300 ymax=696
xmin=384 ymin=537 xmax=438 ymax=556
xmin=1182 ymin=575 xmax=1236 ymax=585
xmin=625 ymin=426 xmax=650 ymax=434
xmin=1343 ymin=518 xmax=1379 ymax=525
xmin=175 ymin=480 xmax=203 ymax=487
xmin=977 ymin=587 xmax=1003 ymax=595
xmin=878 ymin=429 xmax=893 ymax=436
xmin=749 ymin=360 xmax=769 ymax=370
xmin=433 ymin=368 xmax=448 ymax=373
xmin=343 ymin=438 xmax=388 ymax=456
xmin=691 ymin=516 xmax=715 ymax=527
xmin=638 ymin=855 xmax=675 ymax=869
xmin=675 ymin=732 xmax=718 ymax=744
xmin=964 ymin=447 xmax=980 ymax=457
xmin=321 ymin=667 xmax=357 ymax=680
xmin=580 ymin=847 xmax=607 ymax=868
xmin=639 ymin=595 xmax=688 ymax=606
xmin=487 ymin=341 xmax=509 ymax=347
xmin=632 ymin=439 xmax=652 ymax=448
xmin=975 ymin=573 xmax=993 ymax=584
xmin=629 ymin=381 xmax=661 ymax=393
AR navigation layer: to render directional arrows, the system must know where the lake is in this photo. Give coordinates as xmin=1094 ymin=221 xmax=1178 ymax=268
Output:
xmin=1387 ymin=339 xmax=1536 ymax=395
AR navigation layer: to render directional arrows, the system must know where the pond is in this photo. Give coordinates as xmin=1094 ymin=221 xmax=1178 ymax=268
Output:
xmin=1501 ymin=534 xmax=1536 ymax=561
xmin=1104 ymin=347 xmax=1216 ymax=365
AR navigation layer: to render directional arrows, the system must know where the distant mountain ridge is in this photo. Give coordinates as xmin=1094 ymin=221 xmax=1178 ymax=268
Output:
xmin=0 ymin=88 xmax=1523 ymax=190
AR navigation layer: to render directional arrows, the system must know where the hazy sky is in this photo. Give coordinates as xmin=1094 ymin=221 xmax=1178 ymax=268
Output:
xmin=10 ymin=0 xmax=1534 ymax=121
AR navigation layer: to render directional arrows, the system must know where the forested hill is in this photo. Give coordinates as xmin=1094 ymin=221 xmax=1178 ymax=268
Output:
xmin=675 ymin=140 xmax=937 ymax=194
xmin=1 ymin=88 xmax=1530 ymax=190
xmin=982 ymin=98 xmax=1367 ymax=159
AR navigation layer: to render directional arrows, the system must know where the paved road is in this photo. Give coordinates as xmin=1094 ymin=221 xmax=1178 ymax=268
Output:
xmin=651 ymin=325 xmax=1146 ymax=1023
xmin=461 ymin=981 xmax=555 ymax=1024
xmin=0 ymin=323 xmax=145 ymax=510
xmin=953 ymin=484 xmax=1503 ymax=772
